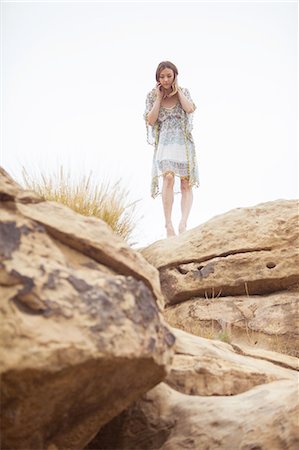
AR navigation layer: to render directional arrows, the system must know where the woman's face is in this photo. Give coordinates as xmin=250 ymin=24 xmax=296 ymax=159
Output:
xmin=158 ymin=68 xmax=175 ymax=89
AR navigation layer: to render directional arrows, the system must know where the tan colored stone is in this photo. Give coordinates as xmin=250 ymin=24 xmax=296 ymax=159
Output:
xmin=17 ymin=199 xmax=165 ymax=310
xmin=165 ymin=328 xmax=297 ymax=396
xmin=230 ymin=342 xmax=299 ymax=370
xmin=140 ymin=200 xmax=299 ymax=306
xmin=0 ymin=166 xmax=22 ymax=200
xmin=0 ymin=169 xmax=175 ymax=450
xmin=97 ymin=381 xmax=299 ymax=450
xmin=163 ymin=288 xmax=299 ymax=357
xmin=0 ymin=166 xmax=164 ymax=310
xmin=87 ymin=329 xmax=299 ymax=450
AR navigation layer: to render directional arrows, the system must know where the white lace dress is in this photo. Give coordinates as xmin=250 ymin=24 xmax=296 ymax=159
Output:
xmin=143 ymin=87 xmax=200 ymax=199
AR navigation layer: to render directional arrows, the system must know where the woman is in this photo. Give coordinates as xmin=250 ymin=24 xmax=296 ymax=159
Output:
xmin=143 ymin=61 xmax=200 ymax=238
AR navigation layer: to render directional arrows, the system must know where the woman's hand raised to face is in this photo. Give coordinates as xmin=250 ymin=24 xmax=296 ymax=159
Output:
xmin=155 ymin=82 xmax=164 ymax=101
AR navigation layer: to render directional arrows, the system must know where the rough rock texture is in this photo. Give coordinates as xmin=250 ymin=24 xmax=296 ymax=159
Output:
xmin=2 ymin=168 xmax=298 ymax=450
xmin=141 ymin=199 xmax=299 ymax=304
xmin=164 ymin=287 xmax=299 ymax=357
xmin=0 ymin=167 xmax=164 ymax=310
xmin=0 ymin=167 xmax=175 ymax=450
xmin=90 ymin=381 xmax=299 ymax=450
xmin=165 ymin=328 xmax=298 ymax=396
xmin=87 ymin=329 xmax=299 ymax=450
xmin=140 ymin=199 xmax=299 ymax=356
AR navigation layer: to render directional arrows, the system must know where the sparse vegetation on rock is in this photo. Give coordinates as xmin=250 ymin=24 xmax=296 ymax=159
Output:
xmin=1 ymin=166 xmax=298 ymax=450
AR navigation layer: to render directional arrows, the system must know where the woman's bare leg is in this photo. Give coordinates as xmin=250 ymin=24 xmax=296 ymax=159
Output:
xmin=179 ymin=178 xmax=193 ymax=234
xmin=162 ymin=172 xmax=176 ymax=237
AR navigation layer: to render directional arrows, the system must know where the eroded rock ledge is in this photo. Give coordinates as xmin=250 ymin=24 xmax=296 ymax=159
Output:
xmin=141 ymin=199 xmax=299 ymax=357
xmin=0 ymin=167 xmax=175 ymax=450
xmin=141 ymin=199 xmax=299 ymax=305
xmin=87 ymin=329 xmax=299 ymax=450
xmin=1 ymin=167 xmax=298 ymax=450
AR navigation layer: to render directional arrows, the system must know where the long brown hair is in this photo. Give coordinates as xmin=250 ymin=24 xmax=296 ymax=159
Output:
xmin=155 ymin=61 xmax=179 ymax=97
xmin=155 ymin=61 xmax=179 ymax=82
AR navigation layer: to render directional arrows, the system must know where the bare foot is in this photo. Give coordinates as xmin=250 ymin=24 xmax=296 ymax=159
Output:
xmin=178 ymin=220 xmax=187 ymax=234
xmin=165 ymin=223 xmax=176 ymax=238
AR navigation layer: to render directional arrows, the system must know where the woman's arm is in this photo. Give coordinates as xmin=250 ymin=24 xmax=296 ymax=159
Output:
xmin=147 ymin=96 xmax=162 ymax=126
xmin=178 ymin=88 xmax=196 ymax=114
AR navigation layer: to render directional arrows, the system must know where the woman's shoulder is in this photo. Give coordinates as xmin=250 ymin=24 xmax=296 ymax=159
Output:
xmin=180 ymin=87 xmax=194 ymax=105
xmin=146 ymin=88 xmax=156 ymax=99
xmin=180 ymin=86 xmax=190 ymax=94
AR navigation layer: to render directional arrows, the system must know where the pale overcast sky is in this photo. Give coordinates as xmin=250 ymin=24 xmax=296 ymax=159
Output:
xmin=1 ymin=0 xmax=298 ymax=247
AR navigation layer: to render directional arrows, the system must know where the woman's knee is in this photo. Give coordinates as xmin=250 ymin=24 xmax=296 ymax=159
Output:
xmin=180 ymin=177 xmax=191 ymax=191
xmin=163 ymin=171 xmax=175 ymax=187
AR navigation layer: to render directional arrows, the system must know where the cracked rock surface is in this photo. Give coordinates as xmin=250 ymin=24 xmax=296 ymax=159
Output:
xmin=141 ymin=199 xmax=299 ymax=356
xmin=86 ymin=329 xmax=299 ymax=450
xmin=89 ymin=379 xmax=299 ymax=450
xmin=164 ymin=288 xmax=299 ymax=356
xmin=141 ymin=199 xmax=299 ymax=304
xmin=2 ymin=166 xmax=298 ymax=450
xmin=0 ymin=167 xmax=175 ymax=450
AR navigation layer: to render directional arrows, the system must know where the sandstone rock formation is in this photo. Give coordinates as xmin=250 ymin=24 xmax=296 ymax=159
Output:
xmin=165 ymin=328 xmax=298 ymax=396
xmin=87 ymin=328 xmax=299 ymax=450
xmin=164 ymin=287 xmax=299 ymax=357
xmin=0 ymin=167 xmax=175 ymax=450
xmin=140 ymin=199 xmax=299 ymax=356
xmin=2 ymin=167 xmax=298 ymax=450
xmin=89 ymin=380 xmax=299 ymax=450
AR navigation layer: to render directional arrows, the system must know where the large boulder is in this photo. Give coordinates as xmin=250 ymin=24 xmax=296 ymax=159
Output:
xmin=89 ymin=380 xmax=299 ymax=450
xmin=87 ymin=328 xmax=299 ymax=449
xmin=140 ymin=200 xmax=299 ymax=356
xmin=0 ymin=167 xmax=175 ymax=450
xmin=141 ymin=199 xmax=299 ymax=304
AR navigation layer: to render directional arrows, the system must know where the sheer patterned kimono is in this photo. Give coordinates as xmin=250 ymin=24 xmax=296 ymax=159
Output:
xmin=143 ymin=87 xmax=200 ymax=199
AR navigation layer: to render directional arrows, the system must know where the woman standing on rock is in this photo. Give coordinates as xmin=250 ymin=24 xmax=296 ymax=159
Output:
xmin=143 ymin=61 xmax=200 ymax=238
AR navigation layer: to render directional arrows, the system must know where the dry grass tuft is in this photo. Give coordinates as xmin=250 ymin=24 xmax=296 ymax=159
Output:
xmin=21 ymin=166 xmax=142 ymax=246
